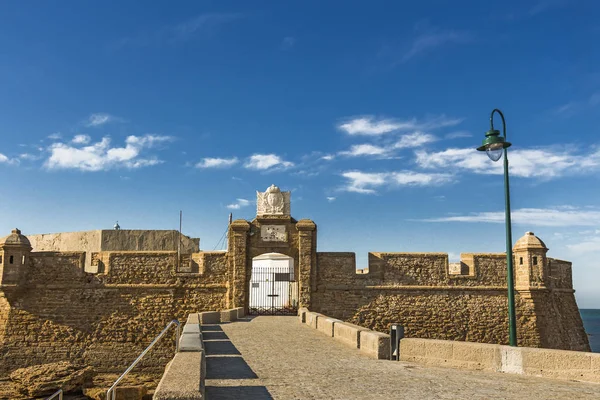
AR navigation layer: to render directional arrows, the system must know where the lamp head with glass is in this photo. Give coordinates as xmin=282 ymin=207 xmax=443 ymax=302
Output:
xmin=477 ymin=129 xmax=511 ymax=162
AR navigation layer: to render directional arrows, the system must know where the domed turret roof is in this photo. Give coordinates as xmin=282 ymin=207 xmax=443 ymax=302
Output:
xmin=513 ymin=231 xmax=547 ymax=251
xmin=0 ymin=228 xmax=32 ymax=248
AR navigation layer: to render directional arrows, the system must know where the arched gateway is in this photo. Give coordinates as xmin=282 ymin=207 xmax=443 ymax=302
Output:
xmin=227 ymin=185 xmax=317 ymax=314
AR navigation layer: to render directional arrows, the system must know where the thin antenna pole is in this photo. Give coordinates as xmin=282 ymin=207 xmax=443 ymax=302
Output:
xmin=229 ymin=213 xmax=233 ymax=225
xmin=178 ymin=211 xmax=182 ymax=271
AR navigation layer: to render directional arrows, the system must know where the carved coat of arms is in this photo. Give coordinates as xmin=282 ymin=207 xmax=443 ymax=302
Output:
xmin=257 ymin=184 xmax=290 ymax=216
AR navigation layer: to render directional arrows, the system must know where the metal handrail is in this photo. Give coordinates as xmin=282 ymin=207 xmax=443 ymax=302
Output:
xmin=106 ymin=319 xmax=180 ymax=400
xmin=46 ymin=389 xmax=63 ymax=400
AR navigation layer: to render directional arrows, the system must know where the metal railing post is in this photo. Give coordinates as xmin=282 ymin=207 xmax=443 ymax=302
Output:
xmin=106 ymin=319 xmax=180 ymax=400
xmin=46 ymin=389 xmax=63 ymax=400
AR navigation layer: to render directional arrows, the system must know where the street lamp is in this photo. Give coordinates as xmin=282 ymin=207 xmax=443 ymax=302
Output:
xmin=476 ymin=108 xmax=517 ymax=347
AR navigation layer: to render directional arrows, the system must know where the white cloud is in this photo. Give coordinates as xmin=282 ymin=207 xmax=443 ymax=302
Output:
xmin=321 ymin=154 xmax=335 ymax=161
xmin=415 ymin=146 xmax=600 ymax=179
xmin=45 ymin=134 xmax=172 ymax=171
xmin=326 ymin=196 xmax=336 ymax=202
xmin=196 ymin=157 xmax=238 ymax=168
xmin=423 ymin=206 xmax=600 ymax=227
xmin=226 ymin=198 xmax=250 ymax=210
xmin=86 ymin=113 xmax=115 ymax=127
xmin=0 ymin=153 xmax=19 ymax=165
xmin=338 ymin=115 xmax=462 ymax=136
xmin=48 ymin=133 xmax=62 ymax=140
xmin=338 ymin=117 xmax=416 ymax=136
xmin=394 ymin=132 xmax=437 ymax=149
xmin=339 ymin=144 xmax=389 ymax=157
xmin=114 ymin=13 xmax=242 ymax=49
xmin=445 ymin=131 xmax=472 ymax=139
xmin=341 ymin=170 xmax=452 ymax=194
xmin=567 ymin=237 xmax=600 ymax=253
xmin=402 ymin=28 xmax=472 ymax=62
xmin=341 ymin=171 xmax=387 ymax=194
xmin=245 ymin=154 xmax=293 ymax=170
xmin=19 ymin=153 xmax=41 ymax=161
xmin=72 ymin=134 xmax=91 ymax=144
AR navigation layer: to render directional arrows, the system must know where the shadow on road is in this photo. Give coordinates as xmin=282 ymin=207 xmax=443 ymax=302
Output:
xmin=203 ymin=323 xmax=259 ymax=381
xmin=205 ymin=385 xmax=273 ymax=399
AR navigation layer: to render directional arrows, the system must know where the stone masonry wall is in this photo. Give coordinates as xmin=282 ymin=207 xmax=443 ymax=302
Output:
xmin=0 ymin=250 xmax=228 ymax=376
xmin=312 ymin=252 xmax=590 ymax=351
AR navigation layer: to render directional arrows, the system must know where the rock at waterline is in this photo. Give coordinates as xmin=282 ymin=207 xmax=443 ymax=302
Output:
xmin=9 ymin=361 xmax=93 ymax=397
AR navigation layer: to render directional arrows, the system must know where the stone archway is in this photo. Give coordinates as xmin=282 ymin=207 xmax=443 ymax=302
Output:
xmin=226 ymin=185 xmax=317 ymax=313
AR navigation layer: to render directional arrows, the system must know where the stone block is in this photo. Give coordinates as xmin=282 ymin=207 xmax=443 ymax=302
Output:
xmin=179 ymin=332 xmax=203 ymax=352
xmin=234 ymin=307 xmax=245 ymax=319
xmin=399 ymin=338 xmax=426 ymax=360
xmin=220 ymin=309 xmax=238 ymax=323
xmin=154 ymin=352 xmax=204 ymax=399
xmin=333 ymin=322 xmax=368 ymax=349
xmin=591 ymin=352 xmax=600 ymax=371
xmin=187 ymin=313 xmax=200 ymax=325
xmin=182 ymin=323 xmax=200 ymax=335
xmin=298 ymin=307 xmax=308 ymax=323
xmin=305 ymin=312 xmax=321 ymax=329
xmin=452 ymin=341 xmax=500 ymax=371
xmin=359 ymin=330 xmax=390 ymax=359
xmin=520 ymin=347 xmax=594 ymax=381
xmin=317 ymin=317 xmax=341 ymax=337
xmin=423 ymin=339 xmax=453 ymax=361
xmin=199 ymin=311 xmax=220 ymax=324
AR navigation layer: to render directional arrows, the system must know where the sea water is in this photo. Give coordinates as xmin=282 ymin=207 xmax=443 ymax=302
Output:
xmin=581 ymin=309 xmax=600 ymax=352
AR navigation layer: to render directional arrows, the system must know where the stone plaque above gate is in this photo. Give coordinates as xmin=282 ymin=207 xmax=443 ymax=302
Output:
xmin=256 ymin=184 xmax=291 ymax=217
xmin=260 ymin=225 xmax=287 ymax=242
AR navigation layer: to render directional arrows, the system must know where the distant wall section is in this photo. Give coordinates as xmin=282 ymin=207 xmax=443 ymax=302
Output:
xmin=27 ymin=230 xmax=200 ymax=272
xmin=312 ymin=251 xmax=590 ymax=352
xmin=0 ymin=249 xmax=226 ymax=376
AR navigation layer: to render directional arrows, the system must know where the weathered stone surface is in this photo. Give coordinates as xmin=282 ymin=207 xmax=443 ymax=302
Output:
xmin=154 ymin=352 xmax=204 ymax=400
xmin=333 ymin=322 xmax=367 ymax=349
xmin=211 ymin=316 xmax=600 ymax=399
xmin=400 ymin=337 xmax=600 ymax=384
xmin=234 ymin=307 xmax=245 ymax=319
xmin=298 ymin=307 xmax=308 ymax=323
xmin=84 ymin=385 xmax=147 ymax=400
xmin=359 ymin=330 xmax=390 ymax=359
xmin=187 ymin=313 xmax=200 ymax=325
xmin=0 ymin=198 xmax=589 ymax=382
xmin=316 ymin=317 xmax=341 ymax=337
xmin=199 ymin=311 xmax=221 ymax=325
xmin=9 ymin=361 xmax=93 ymax=397
xmin=305 ymin=311 xmax=321 ymax=329
xmin=220 ymin=308 xmax=238 ymax=323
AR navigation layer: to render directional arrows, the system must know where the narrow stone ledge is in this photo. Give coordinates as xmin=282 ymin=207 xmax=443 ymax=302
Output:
xmin=359 ymin=330 xmax=390 ymax=360
xmin=220 ymin=309 xmax=238 ymax=323
xmin=199 ymin=311 xmax=220 ymax=325
xmin=333 ymin=322 xmax=368 ymax=349
xmin=154 ymin=352 xmax=205 ymax=400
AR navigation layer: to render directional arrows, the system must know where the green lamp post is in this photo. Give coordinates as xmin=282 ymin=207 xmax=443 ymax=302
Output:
xmin=476 ymin=108 xmax=518 ymax=347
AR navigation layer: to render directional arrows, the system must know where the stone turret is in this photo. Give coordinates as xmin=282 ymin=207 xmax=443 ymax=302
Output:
xmin=0 ymin=228 xmax=32 ymax=285
xmin=513 ymin=231 xmax=549 ymax=289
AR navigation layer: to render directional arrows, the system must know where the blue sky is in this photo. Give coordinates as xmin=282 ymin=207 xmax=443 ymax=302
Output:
xmin=1 ymin=1 xmax=600 ymax=307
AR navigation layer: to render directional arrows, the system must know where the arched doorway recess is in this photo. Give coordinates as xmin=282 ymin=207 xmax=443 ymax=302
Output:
xmin=248 ymin=253 xmax=298 ymax=315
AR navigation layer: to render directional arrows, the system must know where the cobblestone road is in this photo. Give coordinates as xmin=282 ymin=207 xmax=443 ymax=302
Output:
xmin=203 ymin=316 xmax=600 ymax=400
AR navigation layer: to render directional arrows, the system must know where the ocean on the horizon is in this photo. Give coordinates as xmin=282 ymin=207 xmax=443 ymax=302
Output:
xmin=581 ymin=309 xmax=600 ymax=353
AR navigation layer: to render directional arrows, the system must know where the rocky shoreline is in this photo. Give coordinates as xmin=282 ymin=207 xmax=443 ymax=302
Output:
xmin=0 ymin=362 xmax=161 ymax=400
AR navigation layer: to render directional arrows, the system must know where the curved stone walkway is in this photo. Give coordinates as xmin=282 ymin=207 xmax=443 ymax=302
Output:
xmin=204 ymin=316 xmax=600 ymax=400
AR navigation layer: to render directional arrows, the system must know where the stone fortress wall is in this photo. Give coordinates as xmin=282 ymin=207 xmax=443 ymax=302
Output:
xmin=0 ymin=185 xmax=591 ymax=377
xmin=0 ymin=241 xmax=227 ymax=375
xmin=27 ymin=229 xmax=200 ymax=272
xmin=312 ymin=250 xmax=589 ymax=351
